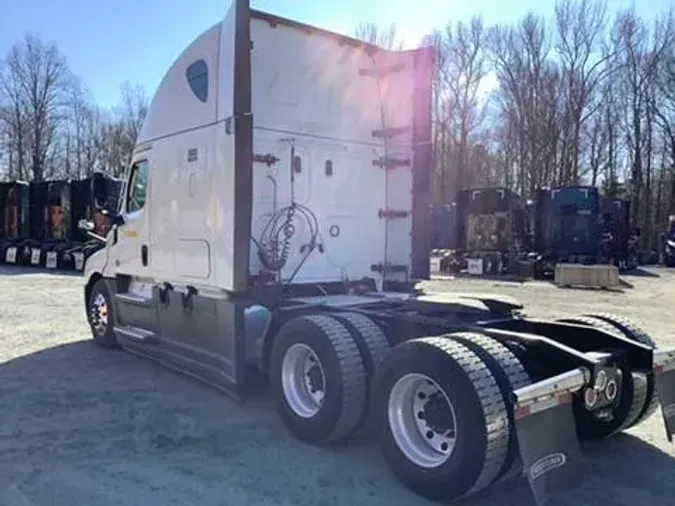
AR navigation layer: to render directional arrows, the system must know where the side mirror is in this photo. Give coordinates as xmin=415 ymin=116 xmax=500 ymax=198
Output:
xmin=78 ymin=219 xmax=94 ymax=231
xmin=100 ymin=208 xmax=125 ymax=226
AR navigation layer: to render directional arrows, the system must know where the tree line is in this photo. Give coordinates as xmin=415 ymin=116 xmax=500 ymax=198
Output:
xmin=2 ymin=1 xmax=674 ymax=249
xmin=358 ymin=0 xmax=675 ymax=250
xmin=0 ymin=34 xmax=148 ymax=183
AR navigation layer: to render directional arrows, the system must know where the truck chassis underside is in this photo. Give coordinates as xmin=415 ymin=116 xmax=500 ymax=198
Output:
xmin=85 ymin=276 xmax=675 ymax=506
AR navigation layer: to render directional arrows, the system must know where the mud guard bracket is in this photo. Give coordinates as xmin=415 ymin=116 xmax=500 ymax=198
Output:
xmin=654 ymin=348 xmax=675 ymax=442
xmin=512 ymin=367 xmax=590 ymax=506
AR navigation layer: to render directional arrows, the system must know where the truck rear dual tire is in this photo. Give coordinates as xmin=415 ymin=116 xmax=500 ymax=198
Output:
xmin=449 ymin=332 xmax=531 ymax=483
xmin=557 ymin=314 xmax=658 ymax=439
xmin=269 ymin=312 xmax=389 ymax=445
xmin=371 ymin=334 xmax=522 ymax=502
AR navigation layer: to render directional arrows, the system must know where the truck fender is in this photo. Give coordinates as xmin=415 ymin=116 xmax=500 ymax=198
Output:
xmin=244 ymin=304 xmax=272 ymax=366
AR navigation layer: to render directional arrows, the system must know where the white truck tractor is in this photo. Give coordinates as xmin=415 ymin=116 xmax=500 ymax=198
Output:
xmin=79 ymin=1 xmax=675 ymax=504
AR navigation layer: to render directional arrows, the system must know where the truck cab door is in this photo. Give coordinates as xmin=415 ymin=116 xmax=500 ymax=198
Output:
xmin=114 ymin=160 xmax=151 ymax=275
xmin=108 ymin=159 xmax=160 ymax=337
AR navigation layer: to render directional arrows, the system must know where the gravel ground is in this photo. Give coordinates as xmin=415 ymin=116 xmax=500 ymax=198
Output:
xmin=1 ymin=266 xmax=674 ymax=506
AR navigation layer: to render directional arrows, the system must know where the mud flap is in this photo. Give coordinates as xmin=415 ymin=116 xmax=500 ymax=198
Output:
xmin=512 ymin=369 xmax=588 ymax=506
xmin=654 ymin=348 xmax=675 ymax=442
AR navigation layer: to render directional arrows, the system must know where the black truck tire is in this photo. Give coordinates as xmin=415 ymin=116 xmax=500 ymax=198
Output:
xmin=556 ymin=315 xmax=650 ymax=438
xmin=327 ymin=312 xmax=390 ymax=432
xmin=582 ymin=313 xmax=660 ymax=428
xmin=371 ymin=336 xmax=509 ymax=501
xmin=269 ymin=315 xmax=367 ymax=444
xmin=448 ymin=332 xmax=531 ymax=483
xmin=87 ymin=279 xmax=119 ymax=350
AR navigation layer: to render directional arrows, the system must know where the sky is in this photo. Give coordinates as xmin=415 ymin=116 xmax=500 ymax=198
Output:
xmin=1 ymin=0 xmax=671 ymax=109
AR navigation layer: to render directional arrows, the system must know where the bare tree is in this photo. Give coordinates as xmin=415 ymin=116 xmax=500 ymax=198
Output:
xmin=554 ymin=0 xmax=612 ymax=182
xmin=489 ymin=14 xmax=561 ymax=196
xmin=613 ymin=9 xmax=673 ymax=234
xmin=435 ymin=17 xmax=489 ymax=194
xmin=0 ymin=34 xmax=73 ymax=181
xmin=354 ymin=23 xmax=404 ymax=50
xmin=114 ymin=81 xmax=149 ymax=171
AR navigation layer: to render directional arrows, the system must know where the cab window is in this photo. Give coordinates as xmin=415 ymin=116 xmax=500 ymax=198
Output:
xmin=126 ymin=161 xmax=149 ymax=213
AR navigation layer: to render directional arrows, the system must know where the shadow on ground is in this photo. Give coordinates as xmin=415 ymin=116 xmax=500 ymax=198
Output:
xmin=622 ymin=267 xmax=661 ymax=278
xmin=0 ymin=265 xmax=83 ymax=277
xmin=0 ymin=341 xmax=674 ymax=506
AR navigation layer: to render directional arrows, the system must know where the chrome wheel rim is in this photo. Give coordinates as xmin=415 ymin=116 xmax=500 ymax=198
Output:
xmin=388 ymin=373 xmax=457 ymax=468
xmin=90 ymin=293 xmax=109 ymax=334
xmin=281 ymin=343 xmax=326 ymax=418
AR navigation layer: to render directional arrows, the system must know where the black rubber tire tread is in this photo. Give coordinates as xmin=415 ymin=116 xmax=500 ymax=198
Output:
xmin=372 ymin=336 xmax=509 ymax=501
xmin=623 ymin=372 xmax=650 ymax=429
xmin=447 ymin=332 xmax=531 ymax=485
xmin=269 ymin=314 xmax=367 ymax=444
xmin=582 ymin=313 xmax=660 ymax=427
xmin=328 ymin=312 xmax=390 ymax=375
xmin=327 ymin=312 xmax=390 ymax=432
xmin=87 ymin=279 xmax=119 ymax=350
xmin=557 ymin=316 xmax=652 ymax=436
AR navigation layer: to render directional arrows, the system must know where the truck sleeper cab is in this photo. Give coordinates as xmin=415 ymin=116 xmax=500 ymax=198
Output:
xmin=81 ymin=2 xmax=675 ymax=505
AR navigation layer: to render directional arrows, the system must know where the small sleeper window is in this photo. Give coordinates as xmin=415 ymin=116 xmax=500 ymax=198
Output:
xmin=186 ymin=59 xmax=209 ymax=103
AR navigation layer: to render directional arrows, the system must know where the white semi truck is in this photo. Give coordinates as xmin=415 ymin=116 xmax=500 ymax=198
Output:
xmin=80 ymin=1 xmax=675 ymax=504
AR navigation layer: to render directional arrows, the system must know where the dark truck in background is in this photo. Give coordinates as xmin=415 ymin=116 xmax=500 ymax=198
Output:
xmin=431 ymin=187 xmax=531 ymax=276
xmin=535 ymin=186 xmax=638 ymax=276
xmin=431 ymin=185 xmax=639 ymax=278
xmin=598 ymin=197 xmax=639 ymax=271
xmin=0 ymin=172 xmax=124 ymax=271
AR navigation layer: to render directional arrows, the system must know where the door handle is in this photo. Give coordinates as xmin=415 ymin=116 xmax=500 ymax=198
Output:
xmin=141 ymin=244 xmax=148 ymax=266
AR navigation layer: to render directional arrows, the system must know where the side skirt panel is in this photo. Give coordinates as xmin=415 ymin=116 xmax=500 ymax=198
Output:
xmin=109 ymin=280 xmax=246 ymax=400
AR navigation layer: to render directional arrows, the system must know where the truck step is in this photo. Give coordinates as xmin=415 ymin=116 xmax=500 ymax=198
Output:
xmin=113 ymin=325 xmax=158 ymax=343
xmin=115 ymin=293 xmax=154 ymax=307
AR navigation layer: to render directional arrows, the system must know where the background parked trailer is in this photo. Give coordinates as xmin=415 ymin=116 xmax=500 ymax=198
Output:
xmin=534 ymin=187 xmax=638 ymax=276
xmin=454 ymin=187 xmax=529 ymax=275
xmin=0 ymin=181 xmax=30 ymax=265
xmin=430 ymin=203 xmax=462 ymax=273
xmin=598 ymin=197 xmax=638 ymax=270
xmin=70 ymin=173 xmax=126 ymax=269
xmin=24 ymin=180 xmax=72 ymax=269
xmin=430 ymin=203 xmax=457 ymax=250
xmin=0 ymin=173 xmax=124 ymax=271
xmin=534 ymin=186 xmax=601 ymax=275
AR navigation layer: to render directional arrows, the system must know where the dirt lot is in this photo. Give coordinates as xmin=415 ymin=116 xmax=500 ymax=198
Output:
xmin=0 ymin=266 xmax=674 ymax=506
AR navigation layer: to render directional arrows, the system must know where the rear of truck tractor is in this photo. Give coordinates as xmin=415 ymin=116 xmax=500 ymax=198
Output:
xmin=264 ymin=307 xmax=675 ymax=506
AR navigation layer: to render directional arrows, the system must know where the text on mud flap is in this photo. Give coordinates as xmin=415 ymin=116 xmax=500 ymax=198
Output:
xmin=529 ymin=453 xmax=567 ymax=481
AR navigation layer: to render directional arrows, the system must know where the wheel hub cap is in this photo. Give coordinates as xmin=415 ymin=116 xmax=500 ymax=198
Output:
xmin=388 ymin=373 xmax=457 ymax=468
xmin=90 ymin=293 xmax=108 ymax=333
xmin=281 ymin=343 xmax=326 ymax=418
